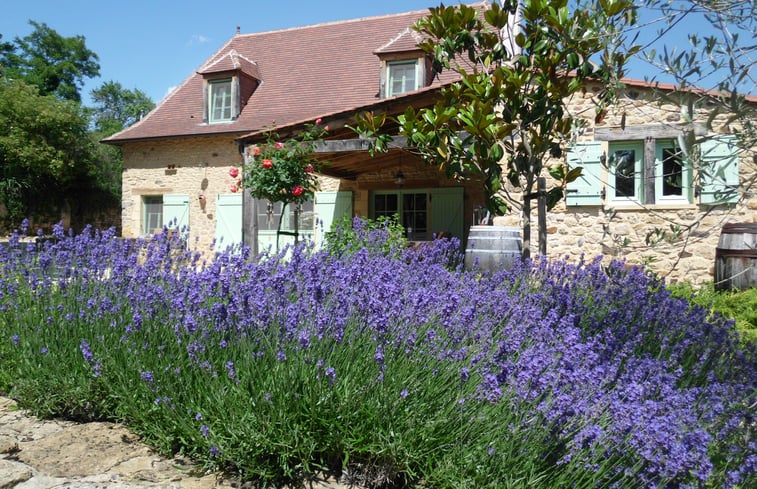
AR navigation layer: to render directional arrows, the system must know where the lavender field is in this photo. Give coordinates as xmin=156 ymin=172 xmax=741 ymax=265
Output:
xmin=0 ymin=219 xmax=754 ymax=488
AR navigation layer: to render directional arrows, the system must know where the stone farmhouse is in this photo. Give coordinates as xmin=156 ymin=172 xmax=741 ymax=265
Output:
xmin=104 ymin=1 xmax=756 ymax=284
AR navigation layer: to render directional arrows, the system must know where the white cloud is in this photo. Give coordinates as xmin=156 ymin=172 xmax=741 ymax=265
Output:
xmin=187 ymin=34 xmax=210 ymax=46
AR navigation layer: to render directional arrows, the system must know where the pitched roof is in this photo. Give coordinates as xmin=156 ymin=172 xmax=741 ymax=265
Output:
xmin=104 ymin=4 xmax=483 ymax=144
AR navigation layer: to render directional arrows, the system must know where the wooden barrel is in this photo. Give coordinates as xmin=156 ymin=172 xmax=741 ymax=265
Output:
xmin=464 ymin=226 xmax=522 ymax=272
xmin=715 ymin=223 xmax=757 ymax=291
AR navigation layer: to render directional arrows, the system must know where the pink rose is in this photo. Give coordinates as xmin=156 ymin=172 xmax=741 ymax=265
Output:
xmin=275 ymin=142 xmax=284 ymax=149
xmin=323 ymin=125 xmax=329 ymax=131
xmin=304 ymin=164 xmax=314 ymax=174
xmin=291 ymin=185 xmax=304 ymax=197
xmin=252 ymin=146 xmax=261 ymax=155
xmin=229 ymin=167 xmax=239 ymax=178
xmin=230 ymin=184 xmax=238 ymax=193
xmin=315 ymin=118 xmax=322 ymax=125
xmin=262 ymin=159 xmax=273 ymax=169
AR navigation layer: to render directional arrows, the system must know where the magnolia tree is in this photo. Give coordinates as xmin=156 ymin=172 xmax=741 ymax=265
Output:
xmin=354 ymin=0 xmax=637 ymax=258
xmin=236 ymin=120 xmax=327 ymax=247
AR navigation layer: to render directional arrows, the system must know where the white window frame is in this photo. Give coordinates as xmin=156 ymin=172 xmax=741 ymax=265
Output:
xmin=209 ymin=78 xmax=233 ymax=123
xmin=608 ymin=141 xmax=643 ymax=204
xmin=142 ymin=195 xmax=163 ymax=235
xmin=387 ymin=60 xmax=419 ymax=97
xmin=655 ymin=139 xmax=692 ymax=205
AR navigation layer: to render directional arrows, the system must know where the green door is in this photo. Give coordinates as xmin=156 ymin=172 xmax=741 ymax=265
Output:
xmin=215 ymin=194 xmax=243 ymax=251
xmin=314 ymin=191 xmax=353 ymax=248
xmin=162 ymin=194 xmax=190 ymax=238
xmin=431 ymin=187 xmax=464 ymax=242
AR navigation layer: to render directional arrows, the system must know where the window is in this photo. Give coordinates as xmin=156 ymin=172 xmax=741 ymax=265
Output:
xmin=608 ymin=142 xmax=643 ymax=202
xmin=655 ymin=140 xmax=691 ymax=204
xmin=387 ymin=61 xmax=418 ymax=97
xmin=567 ymin=136 xmax=738 ymax=207
xmin=209 ymin=78 xmax=233 ymax=123
xmin=371 ymin=190 xmax=428 ymax=240
xmin=142 ymin=196 xmax=163 ymax=234
xmin=255 ymin=200 xmax=314 ymax=232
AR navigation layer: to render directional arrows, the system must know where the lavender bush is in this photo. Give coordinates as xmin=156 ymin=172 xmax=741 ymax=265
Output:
xmin=0 ymin=218 xmax=754 ymax=488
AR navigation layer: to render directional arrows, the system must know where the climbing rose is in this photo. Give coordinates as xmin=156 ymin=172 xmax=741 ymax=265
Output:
xmin=275 ymin=142 xmax=284 ymax=149
xmin=315 ymin=118 xmax=322 ymax=125
xmin=252 ymin=146 xmax=261 ymax=155
xmin=262 ymin=159 xmax=273 ymax=169
xmin=229 ymin=167 xmax=239 ymax=178
xmin=304 ymin=164 xmax=314 ymax=174
xmin=230 ymin=184 xmax=238 ymax=193
xmin=292 ymin=185 xmax=304 ymax=197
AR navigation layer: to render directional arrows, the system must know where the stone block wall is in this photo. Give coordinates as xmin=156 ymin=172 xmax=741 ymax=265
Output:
xmin=494 ymin=83 xmax=757 ymax=285
xmin=121 ymin=135 xmax=244 ymax=253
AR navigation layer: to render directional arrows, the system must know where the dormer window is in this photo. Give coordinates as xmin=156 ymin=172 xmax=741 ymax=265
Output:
xmin=387 ymin=60 xmax=419 ymax=97
xmin=209 ymin=78 xmax=234 ymax=123
xmin=375 ymin=28 xmax=429 ymax=99
xmin=197 ymin=49 xmax=261 ymax=125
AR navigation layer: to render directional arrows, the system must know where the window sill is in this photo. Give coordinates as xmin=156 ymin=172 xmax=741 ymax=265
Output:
xmin=605 ymin=202 xmax=697 ymax=211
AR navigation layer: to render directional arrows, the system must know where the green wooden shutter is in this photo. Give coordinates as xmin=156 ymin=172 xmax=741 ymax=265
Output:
xmin=314 ymin=191 xmax=353 ymax=248
xmin=700 ymin=135 xmax=739 ymax=205
xmin=566 ymin=142 xmax=604 ymax=206
xmin=431 ymin=187 xmax=464 ymax=243
xmin=215 ymin=194 xmax=243 ymax=251
xmin=162 ymin=194 xmax=189 ymax=236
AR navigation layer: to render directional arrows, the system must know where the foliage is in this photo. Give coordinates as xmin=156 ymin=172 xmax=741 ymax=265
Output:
xmin=324 ymin=215 xmax=408 ymax=259
xmin=89 ymin=81 xmax=155 ymax=135
xmin=0 ymin=78 xmax=96 ymax=222
xmin=88 ymin=81 xmax=156 ymax=201
xmin=353 ymin=0 xmax=639 ymax=258
xmin=0 ymin=221 xmax=754 ymax=488
xmin=0 ymin=20 xmax=100 ymax=102
xmin=668 ymin=281 xmax=757 ymax=345
xmin=240 ymin=120 xmax=327 ymax=206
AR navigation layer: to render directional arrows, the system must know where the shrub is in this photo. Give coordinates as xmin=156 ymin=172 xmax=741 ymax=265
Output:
xmin=0 ymin=221 xmax=754 ymax=488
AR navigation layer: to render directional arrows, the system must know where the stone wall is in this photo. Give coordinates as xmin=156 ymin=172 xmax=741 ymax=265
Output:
xmin=121 ymin=135 xmax=244 ymax=252
xmin=494 ymin=83 xmax=757 ymax=285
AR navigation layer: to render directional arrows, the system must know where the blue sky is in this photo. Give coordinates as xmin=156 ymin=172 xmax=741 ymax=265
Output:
xmin=1 ymin=1 xmax=744 ymax=106
xmin=0 ymin=0 xmax=438 ymax=104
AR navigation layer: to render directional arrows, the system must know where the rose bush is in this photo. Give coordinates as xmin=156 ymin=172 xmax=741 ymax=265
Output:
xmin=239 ymin=120 xmax=328 ymax=205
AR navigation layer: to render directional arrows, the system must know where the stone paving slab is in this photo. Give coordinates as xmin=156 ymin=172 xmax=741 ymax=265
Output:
xmin=0 ymin=397 xmax=361 ymax=489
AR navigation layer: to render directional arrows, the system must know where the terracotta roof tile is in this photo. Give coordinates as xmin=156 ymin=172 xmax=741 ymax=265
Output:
xmin=197 ymin=50 xmax=261 ymax=80
xmin=105 ymin=4 xmax=487 ymax=144
xmin=374 ymin=28 xmax=426 ymax=54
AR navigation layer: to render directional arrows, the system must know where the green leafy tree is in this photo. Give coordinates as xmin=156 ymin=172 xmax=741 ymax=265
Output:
xmin=0 ymin=20 xmax=100 ymax=101
xmin=354 ymin=0 xmax=638 ymax=258
xmin=90 ymin=81 xmax=154 ymax=134
xmin=0 ymin=78 xmax=95 ymax=222
xmin=595 ymin=1 xmax=757 ymax=276
xmin=89 ymin=81 xmax=155 ymax=200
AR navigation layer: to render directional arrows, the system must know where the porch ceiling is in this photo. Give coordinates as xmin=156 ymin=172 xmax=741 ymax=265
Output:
xmin=313 ymin=134 xmax=415 ymax=180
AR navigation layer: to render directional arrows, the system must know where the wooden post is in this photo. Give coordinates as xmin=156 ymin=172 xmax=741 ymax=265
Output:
xmin=537 ymin=177 xmax=547 ymax=256
xmin=241 ymin=147 xmax=259 ymax=257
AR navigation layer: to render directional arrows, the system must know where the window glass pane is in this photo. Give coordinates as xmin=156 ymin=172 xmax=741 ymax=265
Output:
xmin=613 ymin=149 xmax=637 ymax=198
xmin=143 ymin=196 xmax=163 ymax=234
xmin=209 ymin=79 xmax=232 ymax=122
xmin=388 ymin=62 xmax=417 ymax=97
xmin=255 ymin=199 xmax=313 ymax=231
xmin=374 ymin=194 xmax=398 ymax=219
xmin=661 ymin=147 xmax=683 ymax=196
